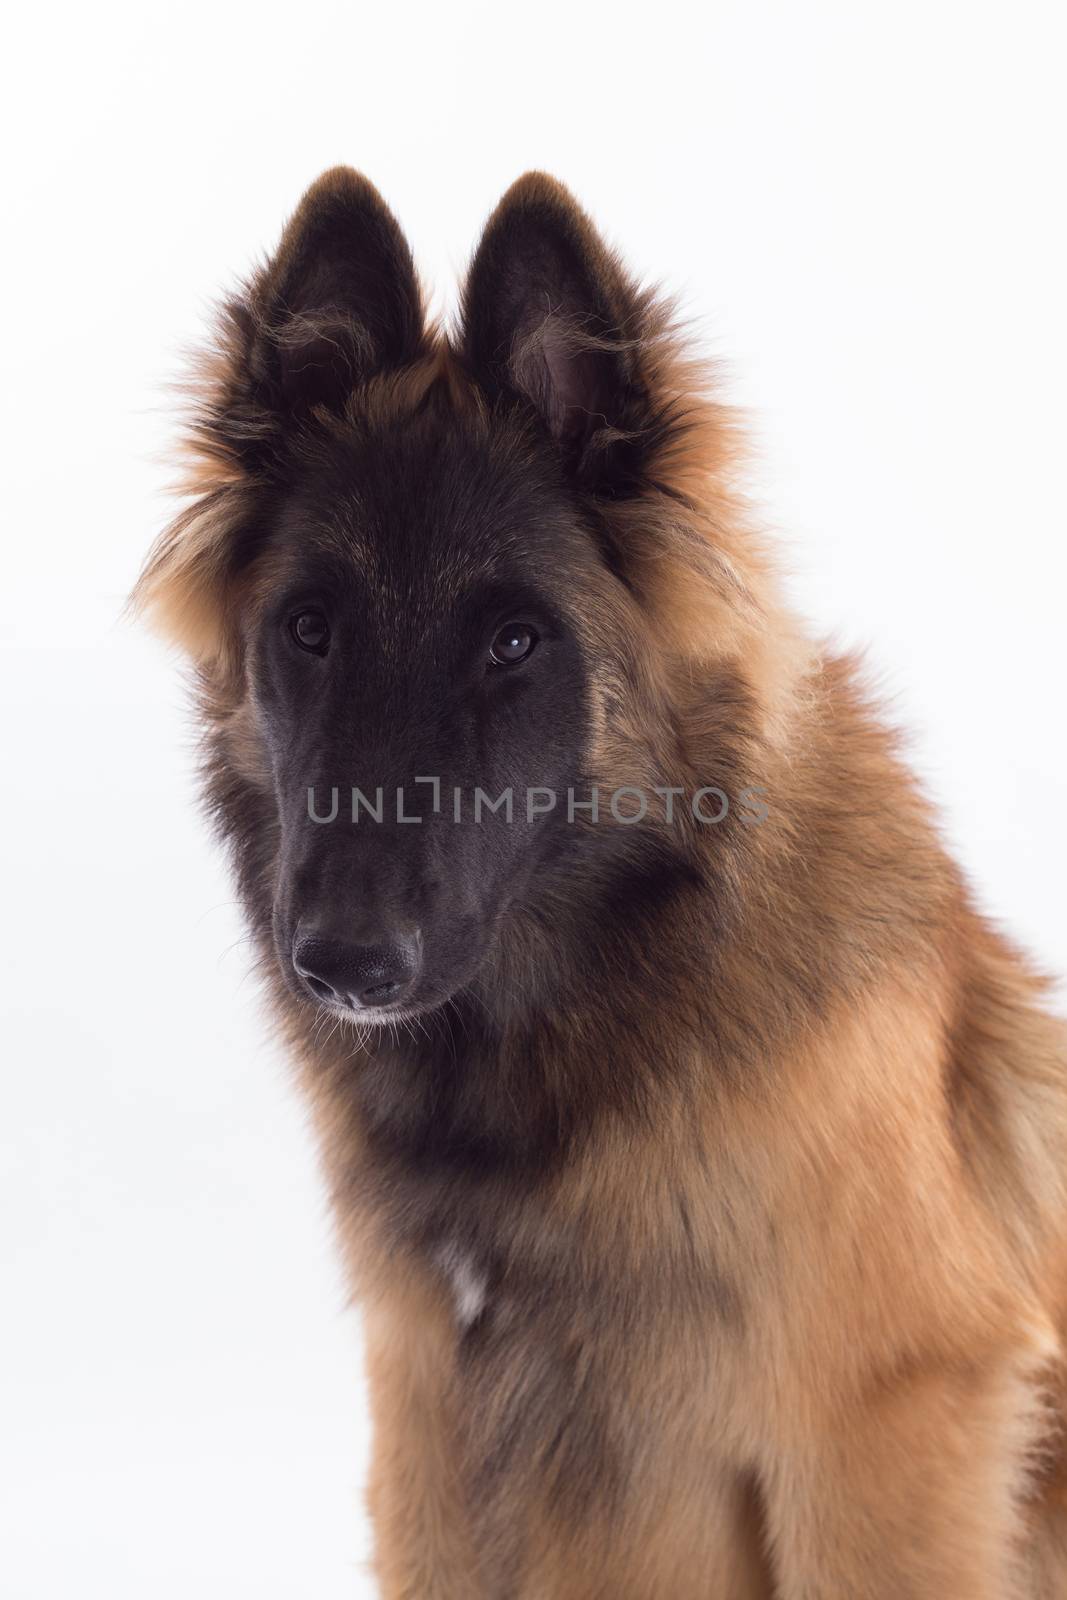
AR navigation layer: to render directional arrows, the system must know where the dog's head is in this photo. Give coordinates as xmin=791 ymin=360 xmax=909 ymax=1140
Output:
xmin=136 ymin=170 xmax=776 ymax=1026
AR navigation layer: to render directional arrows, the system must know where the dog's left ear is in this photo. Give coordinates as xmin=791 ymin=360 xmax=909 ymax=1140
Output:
xmin=460 ymin=174 xmax=657 ymax=493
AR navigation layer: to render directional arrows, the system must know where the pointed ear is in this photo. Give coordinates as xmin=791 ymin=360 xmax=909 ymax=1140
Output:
xmin=234 ymin=167 xmax=425 ymax=437
xmin=460 ymin=174 xmax=655 ymax=492
xmin=132 ymin=171 xmax=425 ymax=666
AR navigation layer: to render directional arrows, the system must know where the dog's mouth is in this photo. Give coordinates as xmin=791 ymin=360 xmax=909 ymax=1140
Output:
xmin=303 ymin=987 xmax=448 ymax=1030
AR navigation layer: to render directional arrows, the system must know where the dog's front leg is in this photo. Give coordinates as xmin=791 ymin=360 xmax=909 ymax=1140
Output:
xmin=763 ymin=1354 xmax=1043 ymax=1600
xmin=362 ymin=1282 xmax=482 ymax=1600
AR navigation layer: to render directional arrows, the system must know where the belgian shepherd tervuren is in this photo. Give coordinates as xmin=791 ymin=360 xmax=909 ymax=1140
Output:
xmin=135 ymin=168 xmax=1067 ymax=1597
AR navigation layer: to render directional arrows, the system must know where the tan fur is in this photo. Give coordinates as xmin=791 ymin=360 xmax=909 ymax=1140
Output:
xmin=135 ymin=169 xmax=1067 ymax=1597
xmin=322 ymin=953 xmax=1067 ymax=1596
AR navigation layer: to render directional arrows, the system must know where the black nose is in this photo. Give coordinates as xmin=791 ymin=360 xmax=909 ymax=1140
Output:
xmin=292 ymin=930 xmax=421 ymax=1010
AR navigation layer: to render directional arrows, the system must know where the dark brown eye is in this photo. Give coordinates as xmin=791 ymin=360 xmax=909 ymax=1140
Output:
xmin=290 ymin=609 xmax=330 ymax=655
xmin=488 ymin=623 xmax=538 ymax=666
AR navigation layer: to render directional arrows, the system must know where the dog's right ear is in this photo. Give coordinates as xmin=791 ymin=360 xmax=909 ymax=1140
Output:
xmin=132 ymin=170 xmax=425 ymax=665
xmin=221 ymin=167 xmax=426 ymax=459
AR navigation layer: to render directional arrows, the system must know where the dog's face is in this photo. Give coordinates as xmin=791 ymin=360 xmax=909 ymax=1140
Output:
xmin=249 ymin=413 xmax=608 ymax=1022
xmin=140 ymin=169 xmax=702 ymax=1027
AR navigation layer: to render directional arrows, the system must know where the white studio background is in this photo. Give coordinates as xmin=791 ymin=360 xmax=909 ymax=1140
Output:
xmin=2 ymin=3 xmax=1065 ymax=1596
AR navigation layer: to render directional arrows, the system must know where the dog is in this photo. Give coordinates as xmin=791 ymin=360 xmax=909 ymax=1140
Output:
xmin=135 ymin=168 xmax=1067 ymax=1597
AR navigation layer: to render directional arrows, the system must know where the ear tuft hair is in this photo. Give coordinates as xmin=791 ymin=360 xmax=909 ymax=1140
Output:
xmin=195 ymin=167 xmax=427 ymax=480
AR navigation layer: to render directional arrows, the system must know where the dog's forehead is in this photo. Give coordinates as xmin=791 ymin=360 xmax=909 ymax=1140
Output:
xmin=283 ymin=413 xmax=576 ymax=601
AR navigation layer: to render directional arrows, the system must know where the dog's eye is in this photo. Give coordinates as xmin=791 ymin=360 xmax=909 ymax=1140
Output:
xmin=290 ymin=609 xmax=330 ymax=655
xmin=488 ymin=623 xmax=538 ymax=666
